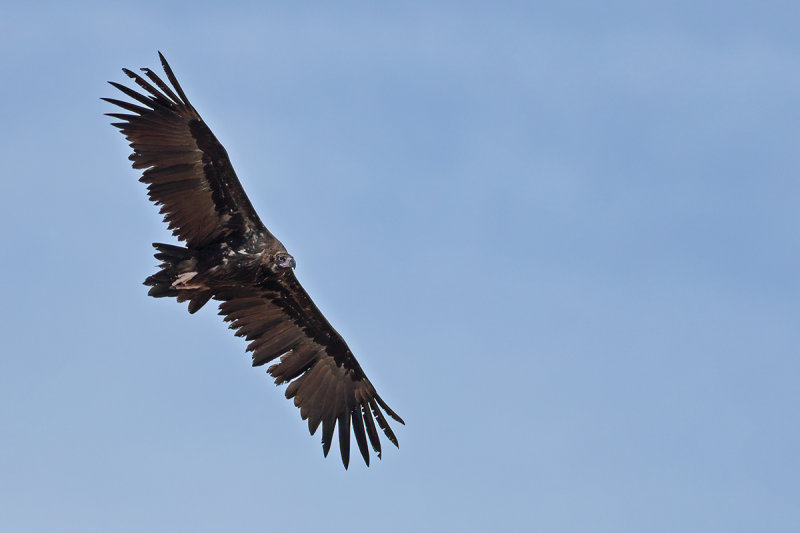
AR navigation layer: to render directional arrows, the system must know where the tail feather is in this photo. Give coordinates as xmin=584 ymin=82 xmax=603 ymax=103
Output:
xmin=188 ymin=291 xmax=213 ymax=313
xmin=144 ymin=243 xmax=212 ymax=314
xmin=152 ymin=242 xmax=191 ymax=262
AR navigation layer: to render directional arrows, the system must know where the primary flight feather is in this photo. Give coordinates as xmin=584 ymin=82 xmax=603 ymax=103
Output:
xmin=104 ymin=52 xmax=403 ymax=468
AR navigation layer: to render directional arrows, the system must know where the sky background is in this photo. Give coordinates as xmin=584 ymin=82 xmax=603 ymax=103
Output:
xmin=1 ymin=2 xmax=799 ymax=532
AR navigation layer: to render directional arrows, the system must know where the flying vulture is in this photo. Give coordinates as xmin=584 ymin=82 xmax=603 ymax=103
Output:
xmin=104 ymin=53 xmax=403 ymax=468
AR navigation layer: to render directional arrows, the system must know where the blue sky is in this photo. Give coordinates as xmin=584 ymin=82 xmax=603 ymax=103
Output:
xmin=1 ymin=2 xmax=798 ymax=532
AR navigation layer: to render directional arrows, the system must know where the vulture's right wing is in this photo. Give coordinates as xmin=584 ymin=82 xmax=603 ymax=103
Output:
xmin=104 ymin=52 xmax=268 ymax=248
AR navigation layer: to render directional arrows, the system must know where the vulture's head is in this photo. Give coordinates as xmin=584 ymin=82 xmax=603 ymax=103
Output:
xmin=271 ymin=252 xmax=296 ymax=272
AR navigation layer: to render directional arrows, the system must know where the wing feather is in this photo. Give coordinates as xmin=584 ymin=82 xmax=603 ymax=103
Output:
xmin=141 ymin=66 xmax=182 ymax=104
xmin=214 ymin=274 xmax=403 ymax=467
xmin=337 ymin=410 xmax=351 ymax=470
xmin=157 ymin=51 xmax=192 ymax=105
xmin=351 ymin=405 xmax=370 ymax=466
xmin=321 ymin=410 xmax=336 ymax=458
xmin=362 ymin=402 xmax=382 ymax=457
xmin=305 ymin=378 xmax=330 ymax=435
xmin=105 ymin=53 xmax=267 ymax=247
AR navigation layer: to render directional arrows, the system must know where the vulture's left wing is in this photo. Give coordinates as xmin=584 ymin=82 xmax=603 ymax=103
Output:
xmin=215 ymin=272 xmax=404 ymax=468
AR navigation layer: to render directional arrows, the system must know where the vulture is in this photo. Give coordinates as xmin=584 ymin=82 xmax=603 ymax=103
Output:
xmin=104 ymin=53 xmax=403 ymax=468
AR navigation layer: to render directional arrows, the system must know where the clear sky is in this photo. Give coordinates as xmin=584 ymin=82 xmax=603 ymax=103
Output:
xmin=1 ymin=2 xmax=798 ymax=532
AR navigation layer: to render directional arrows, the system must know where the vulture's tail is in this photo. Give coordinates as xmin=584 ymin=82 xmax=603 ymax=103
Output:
xmin=144 ymin=243 xmax=213 ymax=314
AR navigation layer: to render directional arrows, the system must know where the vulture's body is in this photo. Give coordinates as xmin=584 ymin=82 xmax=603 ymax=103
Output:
xmin=104 ymin=53 xmax=402 ymax=468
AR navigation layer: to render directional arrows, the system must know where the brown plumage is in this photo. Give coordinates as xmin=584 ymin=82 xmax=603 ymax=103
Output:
xmin=105 ymin=52 xmax=403 ymax=468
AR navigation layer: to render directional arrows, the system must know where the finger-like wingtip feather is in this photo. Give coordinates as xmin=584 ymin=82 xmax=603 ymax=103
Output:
xmin=375 ymin=395 xmax=405 ymax=425
xmin=362 ymin=403 xmax=382 ymax=458
xmin=101 ymin=97 xmax=150 ymax=115
xmin=321 ymin=416 xmax=335 ymax=458
xmin=141 ymin=67 xmax=182 ymax=105
xmin=158 ymin=51 xmax=191 ymax=106
xmin=121 ymin=68 xmax=175 ymax=108
xmin=370 ymin=398 xmax=399 ymax=449
xmin=338 ymin=412 xmax=351 ymax=469
xmin=351 ymin=406 xmax=370 ymax=466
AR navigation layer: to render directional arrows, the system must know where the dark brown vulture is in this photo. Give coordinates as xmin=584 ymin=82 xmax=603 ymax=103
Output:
xmin=104 ymin=52 xmax=403 ymax=468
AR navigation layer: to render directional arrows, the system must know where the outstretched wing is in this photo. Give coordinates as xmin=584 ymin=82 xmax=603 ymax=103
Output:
xmin=215 ymin=272 xmax=404 ymax=468
xmin=104 ymin=52 xmax=267 ymax=248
